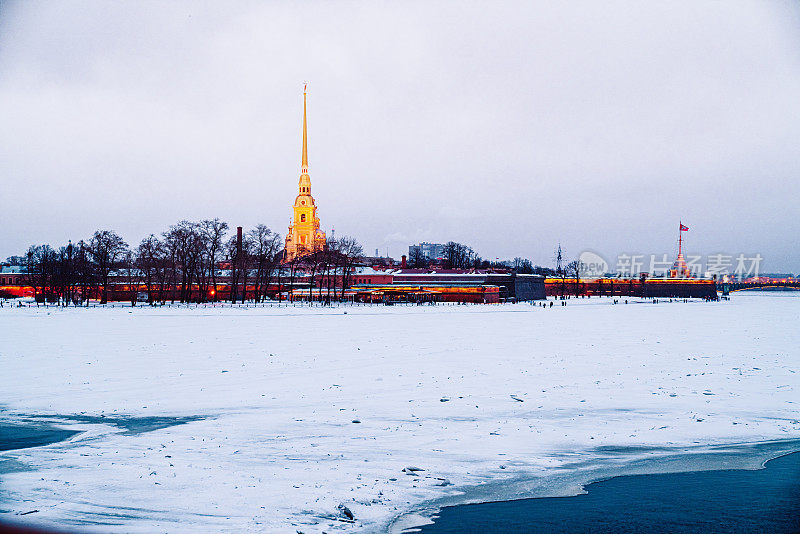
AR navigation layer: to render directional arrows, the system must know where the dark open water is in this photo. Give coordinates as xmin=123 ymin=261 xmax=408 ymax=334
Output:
xmin=418 ymin=452 xmax=800 ymax=533
xmin=0 ymin=414 xmax=204 ymax=455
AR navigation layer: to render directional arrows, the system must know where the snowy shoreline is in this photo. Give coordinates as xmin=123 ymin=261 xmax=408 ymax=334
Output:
xmin=1 ymin=293 xmax=798 ymax=532
xmin=386 ymin=438 xmax=800 ymax=533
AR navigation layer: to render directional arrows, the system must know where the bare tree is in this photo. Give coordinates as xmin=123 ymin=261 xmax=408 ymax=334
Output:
xmin=122 ymin=251 xmax=143 ymax=306
xmin=87 ymin=230 xmax=128 ymax=304
xmin=136 ymin=234 xmax=164 ymax=305
xmin=324 ymin=238 xmax=340 ymax=301
xmin=407 ymin=246 xmax=427 ymax=269
xmin=24 ymin=244 xmax=56 ymax=304
xmin=248 ymin=225 xmax=281 ymax=302
xmin=73 ymin=240 xmax=95 ymax=306
xmin=443 ymin=241 xmax=479 ymax=269
xmin=566 ymin=259 xmax=584 ymax=296
xmin=163 ymin=221 xmax=201 ymax=302
xmin=225 ymin=230 xmax=253 ymax=303
xmin=53 ymin=241 xmax=77 ymax=306
xmin=533 ymin=265 xmax=556 ymax=276
xmin=200 ymin=219 xmax=228 ymax=302
xmin=512 ymin=257 xmax=534 ymax=274
xmin=320 ymin=238 xmax=342 ymax=303
xmin=286 ymin=252 xmax=301 ymax=303
xmin=306 ymin=249 xmax=326 ymax=303
xmin=23 ymin=242 xmax=87 ymax=305
xmin=336 ymin=236 xmax=363 ymax=300
xmin=275 ymin=250 xmax=285 ymax=302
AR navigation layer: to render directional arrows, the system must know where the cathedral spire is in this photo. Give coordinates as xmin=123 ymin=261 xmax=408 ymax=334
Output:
xmin=301 ymin=82 xmax=308 ymax=175
xmin=286 ymin=84 xmax=326 ymax=261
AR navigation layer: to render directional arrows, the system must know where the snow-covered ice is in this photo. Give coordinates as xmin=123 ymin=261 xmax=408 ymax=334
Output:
xmin=1 ymin=293 xmax=798 ymax=532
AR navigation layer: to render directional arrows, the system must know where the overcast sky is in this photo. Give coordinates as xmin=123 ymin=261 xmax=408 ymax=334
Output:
xmin=1 ymin=1 xmax=799 ymax=271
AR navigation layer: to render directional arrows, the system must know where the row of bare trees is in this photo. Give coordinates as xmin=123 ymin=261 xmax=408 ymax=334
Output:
xmin=140 ymin=219 xmax=255 ymax=304
xmin=282 ymin=236 xmax=364 ymax=302
xmin=406 ymin=241 xmax=488 ymax=269
xmin=16 ymin=220 xmax=366 ymax=305
xmin=23 ymin=230 xmax=129 ymax=305
xmin=410 ymin=241 xmax=546 ymax=274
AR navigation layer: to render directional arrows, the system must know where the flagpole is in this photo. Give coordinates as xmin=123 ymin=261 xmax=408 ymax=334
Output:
xmin=678 ymin=221 xmax=682 ymax=257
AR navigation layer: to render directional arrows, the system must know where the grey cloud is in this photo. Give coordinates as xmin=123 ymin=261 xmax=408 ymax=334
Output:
xmin=1 ymin=1 xmax=799 ymax=270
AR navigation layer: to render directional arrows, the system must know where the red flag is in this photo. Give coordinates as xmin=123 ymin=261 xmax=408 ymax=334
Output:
xmin=680 ymin=224 xmax=689 ymax=231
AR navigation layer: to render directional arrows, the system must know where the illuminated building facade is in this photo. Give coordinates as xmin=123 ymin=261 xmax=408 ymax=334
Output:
xmin=285 ymin=84 xmax=326 ymax=260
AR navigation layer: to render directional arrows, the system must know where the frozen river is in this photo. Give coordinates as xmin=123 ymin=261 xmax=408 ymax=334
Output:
xmin=1 ymin=293 xmax=798 ymax=532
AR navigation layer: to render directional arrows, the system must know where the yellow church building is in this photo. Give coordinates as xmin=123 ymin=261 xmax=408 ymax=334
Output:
xmin=284 ymin=84 xmax=326 ymax=261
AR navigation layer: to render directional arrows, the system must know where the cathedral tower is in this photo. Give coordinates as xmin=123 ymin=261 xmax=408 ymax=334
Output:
xmin=285 ymin=84 xmax=326 ymax=260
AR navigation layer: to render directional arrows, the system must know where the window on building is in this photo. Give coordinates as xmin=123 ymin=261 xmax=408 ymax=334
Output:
xmin=300 ymin=214 xmax=306 ymax=222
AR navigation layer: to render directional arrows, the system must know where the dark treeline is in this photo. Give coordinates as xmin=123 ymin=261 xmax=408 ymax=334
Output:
xmin=407 ymin=240 xmax=556 ymax=276
xmin=16 ymin=219 xmax=364 ymax=306
xmin=15 ymin=227 xmax=561 ymax=305
xmin=283 ymin=235 xmax=364 ymax=304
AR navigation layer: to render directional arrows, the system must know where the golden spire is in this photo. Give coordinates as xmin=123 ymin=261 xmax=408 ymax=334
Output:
xmin=301 ymin=82 xmax=308 ymax=175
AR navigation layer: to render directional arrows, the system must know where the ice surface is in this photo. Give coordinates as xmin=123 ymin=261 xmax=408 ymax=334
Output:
xmin=0 ymin=293 xmax=798 ymax=532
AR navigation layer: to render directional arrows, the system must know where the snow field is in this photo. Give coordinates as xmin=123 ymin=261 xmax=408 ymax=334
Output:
xmin=0 ymin=293 xmax=798 ymax=532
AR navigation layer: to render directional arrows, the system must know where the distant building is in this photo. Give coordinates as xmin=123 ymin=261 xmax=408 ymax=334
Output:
xmin=390 ymin=270 xmax=545 ymax=301
xmin=285 ymin=84 xmax=326 ymax=261
xmin=0 ymin=264 xmax=28 ymax=298
xmin=669 ymin=222 xmax=692 ymax=278
xmin=0 ymin=264 xmax=25 ymax=286
xmin=360 ymin=255 xmax=397 ymax=268
xmin=409 ymin=242 xmax=445 ymax=262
